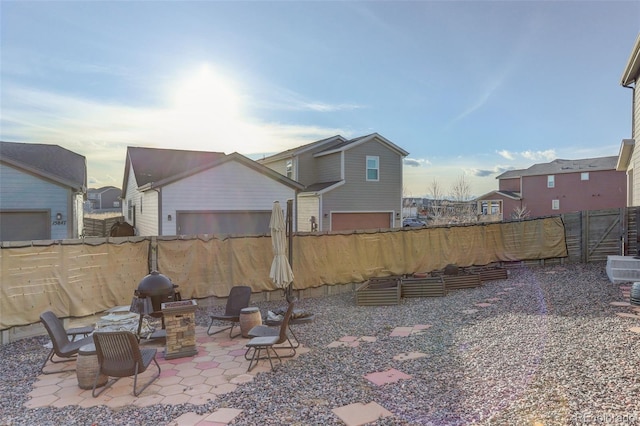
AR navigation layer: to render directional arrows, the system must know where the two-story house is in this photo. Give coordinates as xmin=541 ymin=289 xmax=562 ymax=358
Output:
xmin=617 ymin=33 xmax=640 ymax=205
xmin=0 ymin=141 xmax=86 ymax=241
xmin=87 ymin=186 xmax=121 ymax=211
xmin=121 ymin=147 xmax=303 ymax=236
xmin=476 ymin=156 xmax=626 ymax=220
xmin=258 ymin=133 xmax=409 ymax=231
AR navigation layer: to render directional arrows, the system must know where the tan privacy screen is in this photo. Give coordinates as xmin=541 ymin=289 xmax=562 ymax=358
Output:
xmin=1 ymin=217 xmax=566 ymax=329
xmin=157 ymin=216 xmax=567 ymax=298
xmin=1 ymin=240 xmax=149 ymax=329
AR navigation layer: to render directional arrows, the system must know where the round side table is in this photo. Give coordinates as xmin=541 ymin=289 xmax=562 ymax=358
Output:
xmin=77 ymin=343 xmax=108 ymax=390
xmin=239 ymin=307 xmax=262 ymax=338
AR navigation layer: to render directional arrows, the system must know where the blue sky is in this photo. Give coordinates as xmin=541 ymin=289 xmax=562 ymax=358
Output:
xmin=2 ymin=1 xmax=639 ymax=197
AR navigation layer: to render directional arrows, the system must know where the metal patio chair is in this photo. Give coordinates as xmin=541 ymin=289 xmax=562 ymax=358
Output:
xmin=207 ymin=286 xmax=251 ymax=338
xmin=39 ymin=311 xmax=94 ymax=375
xmin=245 ymin=301 xmax=295 ymax=372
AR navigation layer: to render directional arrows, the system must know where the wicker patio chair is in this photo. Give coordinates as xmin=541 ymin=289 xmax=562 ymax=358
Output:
xmin=245 ymin=301 xmax=295 ymax=372
xmin=39 ymin=311 xmax=94 ymax=375
xmin=91 ymin=330 xmax=161 ymax=397
xmin=207 ymin=286 xmax=251 ymax=338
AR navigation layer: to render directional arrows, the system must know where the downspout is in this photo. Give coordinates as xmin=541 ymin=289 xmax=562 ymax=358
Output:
xmin=623 ymin=82 xmax=635 ymax=207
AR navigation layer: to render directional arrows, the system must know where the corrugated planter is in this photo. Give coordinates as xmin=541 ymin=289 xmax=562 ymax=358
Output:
xmin=401 ymin=276 xmax=446 ymax=298
xmin=443 ymin=274 xmax=482 ymax=291
xmin=356 ymin=277 xmax=401 ymax=306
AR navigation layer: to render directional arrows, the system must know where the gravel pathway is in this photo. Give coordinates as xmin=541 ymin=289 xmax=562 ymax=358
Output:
xmin=2 ymin=262 xmax=640 ymax=425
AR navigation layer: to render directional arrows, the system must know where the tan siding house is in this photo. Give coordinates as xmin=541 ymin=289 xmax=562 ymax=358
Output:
xmin=259 ymin=133 xmax=408 ymax=231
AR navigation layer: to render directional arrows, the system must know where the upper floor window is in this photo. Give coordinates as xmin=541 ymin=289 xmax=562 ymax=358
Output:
xmin=552 ymin=199 xmax=560 ymax=210
xmin=286 ymin=159 xmax=292 ymax=179
xmin=547 ymin=175 xmax=555 ymax=188
xmin=366 ymin=156 xmax=379 ymax=181
xmin=581 ymin=172 xmax=589 ymax=181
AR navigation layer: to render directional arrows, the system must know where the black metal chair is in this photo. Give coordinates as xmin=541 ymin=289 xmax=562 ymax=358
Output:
xmin=207 ymin=286 xmax=251 ymax=338
xmin=245 ymin=301 xmax=295 ymax=372
xmin=91 ymin=330 xmax=161 ymax=397
xmin=39 ymin=311 xmax=94 ymax=375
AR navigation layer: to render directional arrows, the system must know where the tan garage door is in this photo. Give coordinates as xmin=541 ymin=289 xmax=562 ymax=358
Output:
xmin=331 ymin=212 xmax=392 ymax=231
xmin=0 ymin=211 xmax=50 ymax=241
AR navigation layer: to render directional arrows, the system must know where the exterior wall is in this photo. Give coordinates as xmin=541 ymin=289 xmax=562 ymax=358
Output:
xmin=297 ymin=195 xmax=319 ymax=232
xmin=122 ymin=162 xmax=141 ymax=229
xmin=316 ymin=152 xmax=342 ymax=182
xmin=0 ymin=163 xmax=73 ymax=240
xmin=159 ymin=161 xmax=297 ymax=236
xmin=101 ymin=188 xmax=121 ymax=209
xmin=296 ymin=150 xmax=319 ymax=186
xmin=631 ymin=86 xmax=640 ymax=205
xmin=321 ymin=140 xmax=402 ymax=230
xmin=136 ymin=190 xmax=158 ymax=236
xmin=521 ymin=170 xmax=626 ymax=217
xmin=499 ymin=177 xmax=521 ymax=192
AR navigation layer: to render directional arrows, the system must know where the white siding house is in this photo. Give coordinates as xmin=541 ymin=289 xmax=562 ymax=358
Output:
xmin=121 ymin=147 xmax=303 ymax=236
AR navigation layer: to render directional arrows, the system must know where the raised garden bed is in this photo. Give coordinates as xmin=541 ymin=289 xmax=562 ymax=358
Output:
xmin=477 ymin=268 xmax=508 ymax=282
xmin=356 ymin=277 xmax=401 ymax=306
xmin=442 ymin=273 xmax=482 ymax=291
xmin=401 ymin=275 xmax=446 ymax=298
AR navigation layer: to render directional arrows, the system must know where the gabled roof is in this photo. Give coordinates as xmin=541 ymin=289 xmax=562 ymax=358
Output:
xmin=258 ymin=132 xmax=409 ymax=163
xmin=621 ymin=33 xmax=640 ymax=86
xmin=314 ymin=133 xmax=409 ymax=158
xmin=475 ymin=190 xmax=522 ymax=201
xmin=258 ymin=135 xmax=347 ymax=163
xmin=0 ymin=141 xmax=87 ymax=191
xmin=496 ymin=156 xmax=618 ymax=179
xmin=299 ymin=180 xmax=344 ymax=196
xmin=122 ymin=147 xmax=303 ymax=197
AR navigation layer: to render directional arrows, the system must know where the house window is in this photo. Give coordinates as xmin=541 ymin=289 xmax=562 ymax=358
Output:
xmin=128 ymin=203 xmax=134 ymax=220
xmin=581 ymin=172 xmax=589 ymax=181
xmin=552 ymin=199 xmax=560 ymax=210
xmin=286 ymin=159 xmax=292 ymax=179
xmin=547 ymin=175 xmax=555 ymax=188
xmin=366 ymin=156 xmax=379 ymax=181
xmin=113 ymin=201 xmax=120 ymax=208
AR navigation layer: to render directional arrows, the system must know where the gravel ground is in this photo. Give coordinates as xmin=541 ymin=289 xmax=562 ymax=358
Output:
xmin=2 ymin=262 xmax=640 ymax=425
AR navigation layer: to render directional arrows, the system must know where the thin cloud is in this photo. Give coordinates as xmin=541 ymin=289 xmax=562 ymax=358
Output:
xmin=521 ymin=149 xmax=556 ymax=161
xmin=404 ymin=158 xmax=431 ymax=167
xmin=469 ymin=165 xmax=515 ymax=177
xmin=497 ymin=149 xmax=515 ymax=160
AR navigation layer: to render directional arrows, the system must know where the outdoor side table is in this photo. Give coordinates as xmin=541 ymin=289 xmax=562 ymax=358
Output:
xmin=240 ymin=307 xmax=262 ymax=338
xmin=76 ymin=343 xmax=108 ymax=390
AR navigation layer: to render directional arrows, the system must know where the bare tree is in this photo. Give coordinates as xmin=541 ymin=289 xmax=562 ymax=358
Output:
xmin=448 ymin=174 xmax=476 ymax=224
xmin=511 ymin=205 xmax=531 ymax=220
xmin=427 ymin=179 xmax=444 ymax=224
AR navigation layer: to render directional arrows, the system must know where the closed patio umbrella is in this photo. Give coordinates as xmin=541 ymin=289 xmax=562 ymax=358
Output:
xmin=269 ymin=201 xmax=294 ymax=296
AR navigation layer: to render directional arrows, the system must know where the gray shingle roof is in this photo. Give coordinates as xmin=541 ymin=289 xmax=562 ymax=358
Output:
xmin=496 ymin=156 xmax=618 ymax=179
xmin=0 ymin=141 xmax=87 ymax=190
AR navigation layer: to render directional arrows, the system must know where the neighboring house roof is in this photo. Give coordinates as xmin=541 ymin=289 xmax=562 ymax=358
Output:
xmin=0 ymin=141 xmax=87 ymax=191
xmin=314 ymin=133 xmax=409 ymax=158
xmin=258 ymin=133 xmax=409 ymax=163
xmin=496 ymin=157 xmax=618 ymax=179
xmin=122 ymin=147 xmax=304 ymax=197
xmin=88 ymin=186 xmax=120 ymax=195
xmin=299 ymin=180 xmax=344 ymax=195
xmin=475 ymin=190 xmax=522 ymax=201
xmin=621 ymin=33 xmax=640 ymax=86
xmin=258 ymin=135 xmax=347 ymax=163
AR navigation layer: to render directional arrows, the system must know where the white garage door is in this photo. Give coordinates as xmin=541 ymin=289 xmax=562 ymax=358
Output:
xmin=0 ymin=211 xmax=50 ymax=241
xmin=176 ymin=211 xmax=271 ymax=235
xmin=331 ymin=212 xmax=392 ymax=231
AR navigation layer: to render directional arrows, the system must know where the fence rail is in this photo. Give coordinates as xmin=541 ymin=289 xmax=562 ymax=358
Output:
xmin=83 ymin=216 xmax=125 ymax=237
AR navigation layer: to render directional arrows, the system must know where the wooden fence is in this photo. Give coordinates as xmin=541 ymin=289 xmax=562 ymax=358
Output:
xmin=83 ymin=216 xmax=125 ymax=237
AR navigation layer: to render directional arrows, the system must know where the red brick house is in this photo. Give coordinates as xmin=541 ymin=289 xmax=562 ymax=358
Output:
xmin=476 ymin=156 xmax=626 ymax=221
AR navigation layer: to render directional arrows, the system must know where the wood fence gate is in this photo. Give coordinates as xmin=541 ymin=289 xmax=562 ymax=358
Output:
xmin=563 ymin=207 xmax=639 ymax=263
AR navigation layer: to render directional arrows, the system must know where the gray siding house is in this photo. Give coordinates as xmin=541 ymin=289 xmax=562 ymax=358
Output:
xmin=0 ymin=141 xmax=86 ymax=241
xmin=121 ymin=147 xmax=304 ymax=236
xmin=258 ymin=133 xmax=409 ymax=231
xmin=87 ymin=186 xmax=121 ymax=211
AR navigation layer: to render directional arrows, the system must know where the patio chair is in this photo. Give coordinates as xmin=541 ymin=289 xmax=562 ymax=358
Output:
xmin=91 ymin=330 xmax=161 ymax=397
xmin=207 ymin=286 xmax=251 ymax=338
xmin=39 ymin=311 xmax=94 ymax=375
xmin=245 ymin=301 xmax=295 ymax=372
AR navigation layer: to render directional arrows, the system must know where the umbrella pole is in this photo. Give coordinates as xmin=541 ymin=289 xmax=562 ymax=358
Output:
xmin=286 ymin=199 xmax=294 ymax=302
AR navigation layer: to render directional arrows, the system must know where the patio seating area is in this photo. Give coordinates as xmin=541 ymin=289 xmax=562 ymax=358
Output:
xmin=3 ymin=262 xmax=640 ymax=425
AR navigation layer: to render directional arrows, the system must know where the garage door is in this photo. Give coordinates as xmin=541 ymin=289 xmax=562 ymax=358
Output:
xmin=176 ymin=211 xmax=271 ymax=235
xmin=0 ymin=211 xmax=50 ymax=241
xmin=331 ymin=212 xmax=392 ymax=231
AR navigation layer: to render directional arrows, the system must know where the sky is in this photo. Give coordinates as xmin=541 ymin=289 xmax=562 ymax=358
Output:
xmin=2 ymin=1 xmax=639 ymax=198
